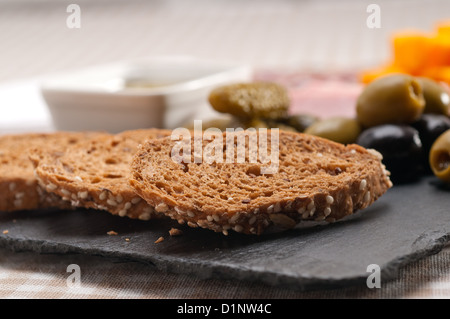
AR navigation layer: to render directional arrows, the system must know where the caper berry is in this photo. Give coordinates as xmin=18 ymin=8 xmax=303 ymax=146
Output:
xmin=208 ymin=82 xmax=289 ymax=120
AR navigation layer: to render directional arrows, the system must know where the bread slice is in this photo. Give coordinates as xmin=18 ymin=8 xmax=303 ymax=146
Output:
xmin=129 ymin=130 xmax=393 ymax=235
xmin=30 ymin=129 xmax=172 ymax=220
xmin=0 ymin=132 xmax=107 ymax=212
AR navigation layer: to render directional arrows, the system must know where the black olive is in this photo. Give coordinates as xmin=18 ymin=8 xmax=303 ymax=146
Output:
xmin=356 ymin=124 xmax=423 ymax=183
xmin=412 ymin=114 xmax=450 ymax=174
xmin=412 ymin=114 xmax=450 ymax=152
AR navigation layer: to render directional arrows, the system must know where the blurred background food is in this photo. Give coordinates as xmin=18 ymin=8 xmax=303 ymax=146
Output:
xmin=0 ymin=0 xmax=438 ymax=82
xmin=1 ymin=0 xmax=450 ymax=131
xmin=360 ymin=21 xmax=450 ymax=85
xmin=0 ymin=0 xmax=448 ymax=82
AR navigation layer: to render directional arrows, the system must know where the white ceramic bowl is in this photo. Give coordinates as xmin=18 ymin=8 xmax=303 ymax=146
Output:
xmin=40 ymin=56 xmax=252 ymax=133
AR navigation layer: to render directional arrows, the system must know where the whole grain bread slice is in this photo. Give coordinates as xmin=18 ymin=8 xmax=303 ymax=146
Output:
xmin=0 ymin=131 xmax=107 ymax=212
xmin=30 ymin=129 xmax=171 ymax=220
xmin=129 ymin=130 xmax=393 ymax=235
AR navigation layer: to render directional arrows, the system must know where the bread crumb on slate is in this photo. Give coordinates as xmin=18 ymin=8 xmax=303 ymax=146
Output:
xmin=2 ymin=230 xmax=9 ymax=234
xmin=125 ymin=238 xmax=130 ymax=242
xmin=154 ymin=236 xmax=164 ymax=243
xmin=107 ymin=230 xmax=118 ymax=236
xmin=169 ymin=228 xmax=183 ymax=236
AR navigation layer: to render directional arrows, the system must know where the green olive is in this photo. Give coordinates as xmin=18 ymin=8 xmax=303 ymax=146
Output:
xmin=208 ymin=82 xmax=289 ymax=120
xmin=304 ymin=117 xmax=362 ymax=144
xmin=283 ymin=114 xmax=319 ymax=132
xmin=429 ymin=129 xmax=450 ymax=182
xmin=416 ymin=77 xmax=450 ymax=115
xmin=356 ymin=74 xmax=425 ymax=128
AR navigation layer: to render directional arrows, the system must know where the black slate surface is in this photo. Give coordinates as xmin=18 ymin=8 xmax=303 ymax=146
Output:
xmin=1 ymin=176 xmax=450 ymax=291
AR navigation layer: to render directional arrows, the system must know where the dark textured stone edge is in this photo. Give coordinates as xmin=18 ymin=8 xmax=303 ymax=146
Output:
xmin=0 ymin=229 xmax=449 ymax=292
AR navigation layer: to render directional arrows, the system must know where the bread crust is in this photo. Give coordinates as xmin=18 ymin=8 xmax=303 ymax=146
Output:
xmin=0 ymin=132 xmax=106 ymax=212
xmin=130 ymin=130 xmax=393 ymax=235
xmin=30 ymin=129 xmax=171 ymax=220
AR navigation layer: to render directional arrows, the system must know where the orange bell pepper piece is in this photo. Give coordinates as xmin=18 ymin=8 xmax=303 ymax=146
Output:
xmin=436 ymin=21 xmax=450 ymax=38
xmin=423 ymin=66 xmax=450 ymax=84
xmin=391 ymin=30 xmax=434 ymax=75
xmin=359 ymin=63 xmax=405 ymax=84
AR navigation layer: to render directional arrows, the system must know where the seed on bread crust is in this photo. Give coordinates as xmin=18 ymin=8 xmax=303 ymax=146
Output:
xmin=229 ymin=212 xmax=240 ymax=223
xmin=326 ymin=195 xmax=334 ymax=204
xmin=131 ymin=197 xmax=141 ymax=204
xmin=169 ymin=228 xmax=183 ymax=236
xmin=360 ymin=179 xmax=367 ymax=190
xmin=155 ymin=202 xmax=169 ymax=213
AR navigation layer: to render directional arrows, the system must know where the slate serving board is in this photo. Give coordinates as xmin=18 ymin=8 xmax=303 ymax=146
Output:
xmin=0 ymin=176 xmax=449 ymax=291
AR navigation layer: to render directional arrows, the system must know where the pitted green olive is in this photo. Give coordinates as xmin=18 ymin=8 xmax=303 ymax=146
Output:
xmin=304 ymin=117 xmax=362 ymax=144
xmin=356 ymin=74 xmax=425 ymax=128
xmin=208 ymin=82 xmax=289 ymax=120
xmin=416 ymin=77 xmax=450 ymax=115
xmin=429 ymin=129 xmax=450 ymax=182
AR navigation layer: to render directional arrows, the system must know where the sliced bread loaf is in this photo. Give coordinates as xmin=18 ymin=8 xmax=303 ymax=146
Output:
xmin=30 ymin=129 xmax=171 ymax=220
xmin=0 ymin=132 xmax=106 ymax=212
xmin=129 ymin=130 xmax=393 ymax=235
